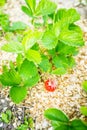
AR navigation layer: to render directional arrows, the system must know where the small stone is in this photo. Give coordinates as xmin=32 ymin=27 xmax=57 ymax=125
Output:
xmin=13 ymin=122 xmax=17 ymax=128
xmin=18 ymin=108 xmax=22 ymax=111
xmin=0 ymin=122 xmax=3 ymax=127
xmin=1 ymin=99 xmax=5 ymax=103
xmin=18 ymin=116 xmax=22 ymax=120
xmin=9 ymin=102 xmax=14 ymax=107
xmin=3 ymin=107 xmax=8 ymax=111
xmin=42 ymin=120 xmax=49 ymax=128
xmin=48 ymin=127 xmax=53 ymax=130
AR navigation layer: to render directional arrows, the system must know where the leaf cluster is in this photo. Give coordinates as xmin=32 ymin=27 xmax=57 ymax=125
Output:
xmin=0 ymin=110 xmax=12 ymax=124
xmin=16 ymin=116 xmax=34 ymax=130
xmin=0 ymin=109 xmax=34 ymax=130
xmin=2 ymin=0 xmax=84 ymax=75
xmin=0 ymin=58 xmax=40 ymax=103
xmin=44 ymin=108 xmax=87 ymax=130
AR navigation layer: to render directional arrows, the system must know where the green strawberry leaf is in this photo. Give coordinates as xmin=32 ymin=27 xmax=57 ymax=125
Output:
xmin=31 ymin=43 xmax=39 ymax=51
xmin=59 ymin=29 xmax=84 ymax=47
xmin=22 ymin=30 xmax=42 ymax=51
xmin=51 ymin=68 xmax=67 ymax=75
xmin=0 ymin=69 xmax=21 ymax=86
xmin=26 ymin=49 xmax=41 ymax=64
xmin=53 ymin=22 xmax=61 ymax=37
xmin=54 ymin=8 xmax=80 ymax=33
xmin=10 ymin=21 xmax=27 ymax=31
xmin=26 ymin=73 xmax=40 ymax=87
xmin=80 ymin=106 xmax=87 ymax=116
xmin=44 ymin=108 xmax=69 ymax=122
xmin=16 ymin=124 xmax=28 ymax=130
xmin=6 ymin=110 xmax=12 ymax=121
xmin=42 ymin=30 xmax=58 ymax=49
xmin=35 ymin=0 xmax=57 ymax=16
xmin=67 ymin=56 xmax=76 ymax=69
xmin=55 ymin=8 xmax=67 ymax=22
xmin=19 ymin=59 xmax=38 ymax=78
xmin=82 ymin=80 xmax=87 ymax=92
xmin=16 ymin=54 xmax=24 ymax=71
xmin=51 ymin=121 xmax=69 ymax=130
xmin=25 ymin=0 xmax=36 ymax=12
xmin=39 ymin=54 xmax=52 ymax=72
xmin=67 ymin=56 xmax=76 ymax=68
xmin=57 ymin=8 xmax=80 ymax=26
xmin=52 ymin=55 xmax=69 ymax=69
xmin=21 ymin=6 xmax=33 ymax=17
xmin=28 ymin=117 xmax=35 ymax=130
xmin=19 ymin=59 xmax=38 ymax=86
xmin=1 ymin=113 xmax=9 ymax=123
xmin=56 ymin=42 xmax=79 ymax=56
xmin=1 ymin=42 xmax=24 ymax=53
xmin=0 ymin=13 xmax=10 ymax=32
xmin=10 ymin=86 xmax=27 ymax=104
xmin=48 ymin=48 xmax=56 ymax=57
xmin=52 ymin=55 xmax=75 ymax=75
xmin=69 ymin=24 xmax=83 ymax=34
xmin=65 ymin=8 xmax=80 ymax=24
xmin=71 ymin=119 xmax=87 ymax=130
xmin=0 ymin=0 xmax=6 ymax=6
xmin=51 ymin=121 xmax=60 ymax=129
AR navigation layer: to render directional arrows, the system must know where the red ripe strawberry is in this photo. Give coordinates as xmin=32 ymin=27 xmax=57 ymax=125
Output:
xmin=44 ymin=79 xmax=57 ymax=92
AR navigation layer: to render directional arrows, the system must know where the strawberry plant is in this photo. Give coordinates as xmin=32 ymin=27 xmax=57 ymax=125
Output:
xmin=16 ymin=116 xmax=34 ymax=130
xmin=0 ymin=0 xmax=85 ymax=103
xmin=44 ymin=108 xmax=87 ymax=130
xmin=0 ymin=110 xmax=12 ymax=124
xmin=0 ymin=59 xmax=40 ymax=103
